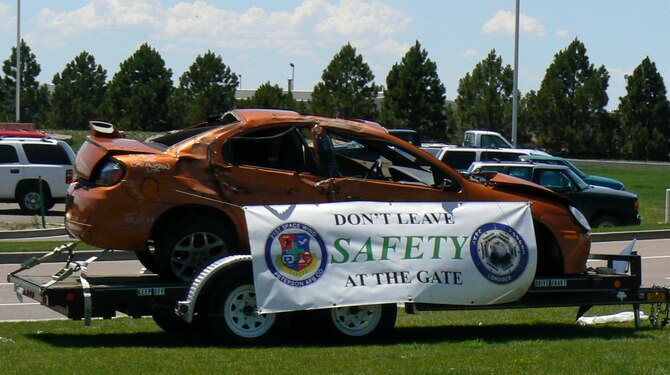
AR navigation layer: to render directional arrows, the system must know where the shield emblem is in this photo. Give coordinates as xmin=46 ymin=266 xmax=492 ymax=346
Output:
xmin=279 ymin=233 xmax=313 ymax=271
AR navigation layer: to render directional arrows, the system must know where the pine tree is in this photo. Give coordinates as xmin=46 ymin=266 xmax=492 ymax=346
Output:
xmin=50 ymin=51 xmax=107 ymax=129
xmin=102 ymin=43 xmax=173 ymax=131
xmin=310 ymin=43 xmax=379 ymax=120
xmin=380 ymin=41 xmax=446 ymax=140
xmin=176 ymin=51 xmax=238 ymax=125
xmin=524 ymin=39 xmax=609 ymax=157
xmin=454 ymin=50 xmax=514 ymax=141
xmin=618 ymin=57 xmax=670 ymax=161
xmin=0 ymin=40 xmax=50 ymax=124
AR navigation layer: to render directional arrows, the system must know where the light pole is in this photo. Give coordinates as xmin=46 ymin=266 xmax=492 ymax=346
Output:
xmin=511 ymin=0 xmax=520 ymax=147
xmin=15 ymin=0 xmax=21 ymax=122
xmin=288 ymin=63 xmax=295 ymax=94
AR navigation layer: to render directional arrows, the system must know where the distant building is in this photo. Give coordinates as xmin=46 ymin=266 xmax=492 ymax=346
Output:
xmin=235 ymin=89 xmax=313 ymax=102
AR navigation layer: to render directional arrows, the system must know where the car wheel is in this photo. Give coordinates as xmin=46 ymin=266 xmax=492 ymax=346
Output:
xmin=534 ymin=224 xmax=564 ymax=276
xmin=206 ymin=267 xmax=289 ymax=344
xmin=17 ymin=185 xmax=53 ymax=214
xmin=322 ymin=304 xmax=397 ymax=341
xmin=155 ymin=215 xmax=237 ymax=282
xmin=135 ymin=247 xmax=160 ymax=275
xmin=593 ymin=215 xmax=620 ymax=228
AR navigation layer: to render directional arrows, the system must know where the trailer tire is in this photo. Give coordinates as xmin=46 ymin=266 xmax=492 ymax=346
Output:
xmin=322 ymin=304 xmax=397 ymax=342
xmin=206 ymin=267 xmax=289 ymax=344
xmin=152 ymin=310 xmax=202 ymax=334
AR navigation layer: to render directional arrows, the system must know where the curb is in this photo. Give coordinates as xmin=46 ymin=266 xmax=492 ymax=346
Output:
xmin=0 ymin=228 xmax=68 ymax=239
xmin=1 ymin=249 xmax=138 ymax=264
xmin=591 ymin=229 xmax=670 ymax=243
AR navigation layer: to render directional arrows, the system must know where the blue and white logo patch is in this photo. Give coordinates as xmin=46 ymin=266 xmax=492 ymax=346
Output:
xmin=470 ymin=223 xmax=529 ymax=284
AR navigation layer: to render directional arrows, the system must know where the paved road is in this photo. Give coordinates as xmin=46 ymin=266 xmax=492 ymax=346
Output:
xmin=1 ymin=238 xmax=668 ymax=322
xmin=0 ymin=203 xmax=66 ymax=226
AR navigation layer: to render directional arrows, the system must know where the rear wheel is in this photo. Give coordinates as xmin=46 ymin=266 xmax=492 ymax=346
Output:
xmin=17 ymin=184 xmax=54 ymax=214
xmin=322 ymin=304 xmax=397 ymax=341
xmin=135 ymin=247 xmax=160 ymax=275
xmin=155 ymin=215 xmax=236 ymax=282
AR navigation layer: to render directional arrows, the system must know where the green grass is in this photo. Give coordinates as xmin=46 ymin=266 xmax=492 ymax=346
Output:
xmin=0 ymin=306 xmax=668 ymax=374
xmin=581 ymin=166 xmax=670 ymax=231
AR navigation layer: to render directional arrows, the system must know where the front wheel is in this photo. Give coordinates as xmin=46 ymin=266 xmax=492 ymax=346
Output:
xmin=323 ymin=304 xmax=397 ymax=341
xmin=593 ymin=215 xmax=620 ymax=228
xmin=206 ymin=267 xmax=289 ymax=344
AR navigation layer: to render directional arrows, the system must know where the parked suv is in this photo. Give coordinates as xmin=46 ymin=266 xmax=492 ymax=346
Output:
xmin=0 ymin=137 xmax=76 ymax=213
xmin=467 ymin=161 xmax=640 ymax=228
xmin=432 ymin=146 xmax=549 ymax=171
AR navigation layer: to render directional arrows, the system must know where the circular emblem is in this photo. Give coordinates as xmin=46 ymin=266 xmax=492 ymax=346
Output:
xmin=470 ymin=223 xmax=529 ymax=284
xmin=264 ymin=222 xmax=328 ymax=287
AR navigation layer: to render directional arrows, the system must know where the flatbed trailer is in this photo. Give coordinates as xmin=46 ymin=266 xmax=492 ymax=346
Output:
xmin=6 ymin=243 xmax=670 ymax=343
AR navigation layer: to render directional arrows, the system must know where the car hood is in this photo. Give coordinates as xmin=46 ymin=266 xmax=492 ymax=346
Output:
xmin=479 ymin=172 xmax=573 ymax=206
xmin=75 ymin=136 xmax=162 ymax=180
xmin=583 ymin=175 xmax=625 ymax=190
xmin=580 ymin=185 xmax=638 ymax=200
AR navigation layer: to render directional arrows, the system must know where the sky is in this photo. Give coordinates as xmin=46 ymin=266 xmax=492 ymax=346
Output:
xmin=0 ymin=0 xmax=668 ymax=110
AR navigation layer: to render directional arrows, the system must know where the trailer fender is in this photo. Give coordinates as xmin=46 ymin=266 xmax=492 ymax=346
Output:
xmin=176 ymin=254 xmax=252 ymax=323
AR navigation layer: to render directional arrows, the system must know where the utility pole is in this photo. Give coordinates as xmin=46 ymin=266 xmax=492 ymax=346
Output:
xmin=15 ymin=0 xmax=21 ymax=122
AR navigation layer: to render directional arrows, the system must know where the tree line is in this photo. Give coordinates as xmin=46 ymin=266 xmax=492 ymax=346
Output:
xmin=0 ymin=39 xmax=668 ymax=161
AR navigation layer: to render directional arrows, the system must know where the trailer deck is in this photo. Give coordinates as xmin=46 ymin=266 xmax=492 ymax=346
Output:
xmin=7 ymin=243 xmax=670 ymax=330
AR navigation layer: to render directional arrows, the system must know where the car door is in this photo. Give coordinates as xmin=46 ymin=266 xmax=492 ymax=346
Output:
xmin=215 ymin=124 xmax=333 ymax=206
xmin=317 ymin=128 xmax=465 ymax=204
xmin=0 ymin=144 xmax=22 ymax=199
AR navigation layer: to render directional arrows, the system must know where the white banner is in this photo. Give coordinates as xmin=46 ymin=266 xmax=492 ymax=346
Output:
xmin=246 ymin=201 xmax=537 ymax=313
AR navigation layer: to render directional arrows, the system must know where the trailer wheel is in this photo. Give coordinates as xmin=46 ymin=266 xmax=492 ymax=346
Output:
xmin=152 ymin=310 xmax=202 ymax=334
xmin=206 ymin=267 xmax=289 ymax=344
xmin=322 ymin=304 xmax=397 ymax=341
xmin=155 ymin=215 xmax=236 ymax=282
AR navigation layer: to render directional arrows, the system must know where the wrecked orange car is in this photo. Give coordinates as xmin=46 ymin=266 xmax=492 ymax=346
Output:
xmin=65 ymin=109 xmax=591 ymax=281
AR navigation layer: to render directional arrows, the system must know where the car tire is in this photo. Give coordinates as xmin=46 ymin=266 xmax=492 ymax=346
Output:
xmin=534 ymin=224 xmax=564 ymax=276
xmin=321 ymin=303 xmax=397 ymax=342
xmin=17 ymin=184 xmax=53 ymax=214
xmin=155 ymin=215 xmax=237 ymax=282
xmin=205 ymin=266 xmax=289 ymax=344
xmin=593 ymin=215 xmax=620 ymax=228
xmin=135 ymin=247 xmax=161 ymax=275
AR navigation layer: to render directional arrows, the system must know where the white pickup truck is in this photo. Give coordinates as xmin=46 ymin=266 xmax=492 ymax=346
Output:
xmin=462 ymin=130 xmax=514 ymax=148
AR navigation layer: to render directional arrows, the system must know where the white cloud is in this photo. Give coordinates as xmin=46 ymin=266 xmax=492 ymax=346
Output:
xmin=482 ymin=10 xmax=546 ymax=37
xmin=463 ymin=49 xmax=479 ymax=58
xmin=371 ymin=38 xmax=411 ymax=55
xmin=34 ymin=0 xmax=410 ymax=55
xmin=0 ymin=4 xmax=13 ymax=32
xmin=556 ymin=30 xmax=570 ymax=38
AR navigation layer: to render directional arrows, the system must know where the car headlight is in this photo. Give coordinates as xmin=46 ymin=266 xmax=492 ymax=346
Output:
xmin=94 ymin=160 xmax=125 ymax=186
xmin=569 ymin=206 xmax=591 ymax=232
